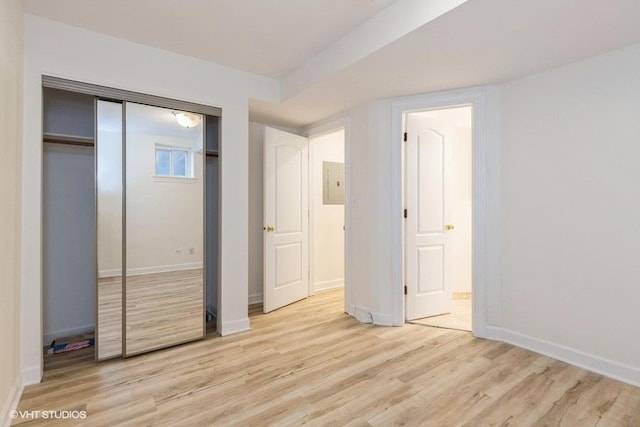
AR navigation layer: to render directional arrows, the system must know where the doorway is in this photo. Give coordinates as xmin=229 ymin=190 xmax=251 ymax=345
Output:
xmin=261 ymin=125 xmax=346 ymax=314
xmin=403 ymin=105 xmax=473 ymax=332
xmin=309 ymin=129 xmax=346 ymax=298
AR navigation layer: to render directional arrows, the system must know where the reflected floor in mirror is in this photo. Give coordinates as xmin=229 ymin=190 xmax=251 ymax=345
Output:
xmin=125 ymin=268 xmax=204 ymax=355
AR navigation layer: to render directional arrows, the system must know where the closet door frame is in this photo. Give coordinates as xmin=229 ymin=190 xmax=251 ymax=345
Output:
xmin=43 ymin=76 xmax=220 ymax=360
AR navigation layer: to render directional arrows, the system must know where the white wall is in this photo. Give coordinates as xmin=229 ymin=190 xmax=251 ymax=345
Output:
xmin=126 ymin=134 xmax=203 ymax=273
xmin=248 ymin=122 xmax=265 ymax=304
xmin=0 ymin=0 xmax=23 ymax=421
xmin=310 ymin=130 xmax=345 ymax=291
xmin=42 ymin=145 xmax=95 ymax=343
xmin=22 ymin=15 xmax=279 ymax=385
xmin=500 ymin=42 xmax=640 ymax=384
xmin=342 ymin=103 xmax=377 ymax=322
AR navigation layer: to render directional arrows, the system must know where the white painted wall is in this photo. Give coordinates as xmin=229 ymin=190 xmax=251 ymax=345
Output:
xmin=248 ymin=122 xmax=265 ymax=304
xmin=126 ymin=133 xmax=203 ymax=273
xmin=22 ymin=15 xmax=279 ymax=385
xmin=310 ymin=130 xmax=345 ymax=291
xmin=0 ymin=0 xmax=23 ymax=420
xmin=414 ymin=107 xmax=472 ymax=293
xmin=500 ymin=42 xmax=640 ymax=383
xmin=42 ymin=145 xmax=95 ymax=344
xmin=342 ymin=103 xmax=376 ymax=322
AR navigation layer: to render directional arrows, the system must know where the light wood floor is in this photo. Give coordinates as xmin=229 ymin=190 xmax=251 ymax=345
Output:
xmin=409 ymin=294 xmax=472 ymax=332
xmin=16 ymin=288 xmax=640 ymax=426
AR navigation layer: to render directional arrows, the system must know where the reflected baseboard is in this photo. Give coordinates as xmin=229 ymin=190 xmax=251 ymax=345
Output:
xmin=99 ymin=262 xmax=204 ymax=278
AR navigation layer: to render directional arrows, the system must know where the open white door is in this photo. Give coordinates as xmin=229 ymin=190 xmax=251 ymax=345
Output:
xmin=263 ymin=127 xmax=309 ymax=313
xmin=405 ymin=114 xmax=454 ymax=320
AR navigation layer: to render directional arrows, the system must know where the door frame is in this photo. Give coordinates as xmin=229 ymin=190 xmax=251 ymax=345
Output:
xmin=391 ymin=86 xmax=501 ymax=338
xmin=306 ymin=118 xmax=351 ymax=314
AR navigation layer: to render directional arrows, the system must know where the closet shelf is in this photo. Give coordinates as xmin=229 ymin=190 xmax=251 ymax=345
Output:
xmin=43 ymin=132 xmax=94 ymax=147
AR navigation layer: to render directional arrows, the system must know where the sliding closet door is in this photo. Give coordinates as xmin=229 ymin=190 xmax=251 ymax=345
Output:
xmin=124 ymin=102 xmax=205 ymax=356
xmin=96 ymin=100 xmax=124 ymax=360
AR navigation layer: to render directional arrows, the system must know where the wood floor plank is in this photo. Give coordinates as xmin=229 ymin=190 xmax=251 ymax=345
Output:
xmin=14 ymin=288 xmax=640 ymax=426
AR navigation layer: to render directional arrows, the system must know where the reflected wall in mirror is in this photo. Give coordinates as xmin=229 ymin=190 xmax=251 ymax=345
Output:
xmin=96 ymin=100 xmax=123 ymax=360
xmin=124 ymin=103 xmax=205 ymax=356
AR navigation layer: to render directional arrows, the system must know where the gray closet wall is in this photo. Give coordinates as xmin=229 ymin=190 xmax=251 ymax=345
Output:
xmin=42 ymin=88 xmax=96 ymax=343
xmin=205 ymin=115 xmax=219 ymax=315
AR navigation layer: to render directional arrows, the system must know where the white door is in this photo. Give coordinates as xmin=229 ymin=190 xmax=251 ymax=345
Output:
xmin=263 ymin=127 xmax=309 ymax=313
xmin=405 ymin=114 xmax=454 ymax=320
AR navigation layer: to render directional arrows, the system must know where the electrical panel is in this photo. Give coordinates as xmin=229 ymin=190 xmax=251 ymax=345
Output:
xmin=322 ymin=161 xmax=345 ymax=205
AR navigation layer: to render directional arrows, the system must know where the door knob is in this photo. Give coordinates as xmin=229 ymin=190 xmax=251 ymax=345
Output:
xmin=445 ymin=224 xmax=455 ymax=231
xmin=264 ymin=225 xmax=275 ymax=232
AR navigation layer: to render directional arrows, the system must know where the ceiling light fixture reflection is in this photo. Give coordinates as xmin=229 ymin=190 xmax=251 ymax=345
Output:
xmin=173 ymin=111 xmax=202 ymax=128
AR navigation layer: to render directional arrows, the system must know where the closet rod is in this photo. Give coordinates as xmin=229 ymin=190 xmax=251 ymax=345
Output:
xmin=43 ymin=133 xmax=94 ymax=147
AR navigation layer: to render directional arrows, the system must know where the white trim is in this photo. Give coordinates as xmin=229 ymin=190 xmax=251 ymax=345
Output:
xmin=314 ymin=279 xmax=344 ymax=292
xmin=371 ymin=311 xmax=395 ymax=326
xmin=499 ymin=328 xmax=640 ymax=388
xmin=21 ymin=366 xmax=41 ymax=387
xmin=349 ymin=304 xmax=373 ymax=323
xmin=43 ymin=324 xmax=94 ymax=345
xmin=307 ymin=137 xmax=316 ymax=298
xmin=0 ymin=376 xmax=23 ymax=427
xmin=485 ymin=325 xmax=503 ymax=341
xmin=248 ymin=292 xmax=263 ymax=305
xmin=152 ymin=176 xmax=197 ymax=183
xmin=98 ymin=262 xmax=204 ymax=278
xmin=219 ymin=317 xmax=250 ymax=336
xmin=306 ymin=116 xmax=351 ymax=315
xmin=391 ymin=85 xmax=501 ymax=337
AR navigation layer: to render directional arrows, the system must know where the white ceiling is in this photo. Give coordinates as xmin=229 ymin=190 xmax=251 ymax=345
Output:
xmin=251 ymin=0 xmax=640 ymax=127
xmin=24 ymin=0 xmax=640 ymax=129
xmin=23 ymin=0 xmax=396 ymax=78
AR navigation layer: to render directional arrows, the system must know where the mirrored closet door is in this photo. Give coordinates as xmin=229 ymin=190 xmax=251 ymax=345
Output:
xmin=124 ymin=103 xmax=205 ymax=356
xmin=43 ymin=76 xmax=219 ymax=363
xmin=96 ymin=100 xmax=206 ymax=359
xmin=96 ymin=100 xmax=124 ymax=360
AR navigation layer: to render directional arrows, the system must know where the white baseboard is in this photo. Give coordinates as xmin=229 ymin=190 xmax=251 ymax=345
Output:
xmin=371 ymin=311 xmax=395 ymax=326
xmin=349 ymin=304 xmax=373 ymax=323
xmin=248 ymin=293 xmax=263 ymax=305
xmin=21 ymin=366 xmax=42 ymax=387
xmin=485 ymin=325 xmax=503 ymax=341
xmin=495 ymin=327 xmax=640 ymax=388
xmin=43 ymin=324 xmax=94 ymax=345
xmin=219 ymin=317 xmax=250 ymax=336
xmin=314 ymin=279 xmax=344 ymax=292
xmin=1 ymin=376 xmax=23 ymax=427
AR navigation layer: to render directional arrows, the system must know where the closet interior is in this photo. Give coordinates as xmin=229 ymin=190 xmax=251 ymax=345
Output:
xmin=42 ymin=80 xmax=220 ymax=364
